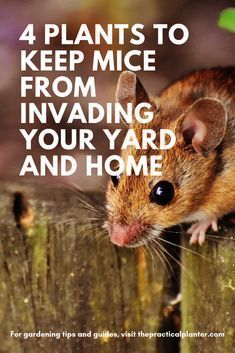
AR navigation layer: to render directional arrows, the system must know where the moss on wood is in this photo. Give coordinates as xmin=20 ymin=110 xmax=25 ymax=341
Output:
xmin=181 ymin=224 xmax=235 ymax=353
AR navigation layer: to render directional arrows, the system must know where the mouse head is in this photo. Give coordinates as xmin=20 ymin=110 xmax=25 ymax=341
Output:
xmin=106 ymin=71 xmax=227 ymax=247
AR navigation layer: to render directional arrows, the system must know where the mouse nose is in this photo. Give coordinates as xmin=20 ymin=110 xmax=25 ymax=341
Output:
xmin=109 ymin=221 xmax=143 ymax=247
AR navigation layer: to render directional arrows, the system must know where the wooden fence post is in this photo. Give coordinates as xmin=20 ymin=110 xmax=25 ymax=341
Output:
xmin=0 ymin=182 xmax=167 ymax=353
xmin=181 ymin=223 xmax=235 ymax=353
xmin=0 ymin=182 xmax=233 ymax=353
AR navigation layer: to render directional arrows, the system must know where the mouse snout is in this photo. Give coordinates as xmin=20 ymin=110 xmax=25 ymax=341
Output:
xmin=109 ymin=221 xmax=144 ymax=247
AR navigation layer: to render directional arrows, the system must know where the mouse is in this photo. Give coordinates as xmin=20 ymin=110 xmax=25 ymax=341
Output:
xmin=105 ymin=67 xmax=235 ymax=247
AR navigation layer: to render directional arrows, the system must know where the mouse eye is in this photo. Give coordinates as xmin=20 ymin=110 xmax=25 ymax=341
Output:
xmin=111 ymin=174 xmax=121 ymax=187
xmin=150 ymin=181 xmax=174 ymax=205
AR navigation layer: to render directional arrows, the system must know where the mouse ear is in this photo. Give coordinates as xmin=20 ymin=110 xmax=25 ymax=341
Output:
xmin=179 ymin=98 xmax=227 ymax=154
xmin=116 ymin=71 xmax=155 ymax=126
xmin=116 ymin=71 xmax=149 ymax=106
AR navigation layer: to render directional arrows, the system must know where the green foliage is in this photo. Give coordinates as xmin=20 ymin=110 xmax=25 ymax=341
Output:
xmin=218 ymin=8 xmax=235 ymax=32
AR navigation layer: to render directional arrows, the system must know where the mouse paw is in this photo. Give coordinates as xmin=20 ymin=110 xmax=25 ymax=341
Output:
xmin=187 ymin=219 xmax=218 ymax=246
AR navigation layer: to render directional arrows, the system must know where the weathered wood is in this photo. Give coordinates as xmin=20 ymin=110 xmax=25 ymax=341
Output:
xmin=0 ymin=182 xmax=234 ymax=353
xmin=181 ymin=223 xmax=235 ymax=353
xmin=0 ymin=182 xmax=166 ymax=353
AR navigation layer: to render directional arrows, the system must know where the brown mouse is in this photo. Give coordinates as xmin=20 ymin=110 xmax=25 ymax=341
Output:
xmin=105 ymin=67 xmax=235 ymax=247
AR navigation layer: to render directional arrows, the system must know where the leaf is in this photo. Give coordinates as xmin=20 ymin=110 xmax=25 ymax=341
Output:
xmin=218 ymin=8 xmax=235 ymax=32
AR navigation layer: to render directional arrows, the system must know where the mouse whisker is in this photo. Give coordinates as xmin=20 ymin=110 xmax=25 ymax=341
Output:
xmin=148 ymin=240 xmax=171 ymax=277
xmin=54 ymin=218 xmax=74 ymax=225
xmin=146 ymin=237 xmax=173 ymax=278
xmin=149 ymin=233 xmax=197 ymax=286
xmin=157 ymin=236 xmax=211 ymax=262
xmin=150 ymin=239 xmax=175 ymax=278
xmin=162 ymin=229 xmax=181 ymax=235
xmin=142 ymin=238 xmax=159 ymax=270
xmin=78 ymin=200 xmax=103 ymax=215
xmin=77 ymin=217 xmax=105 ymax=222
xmin=80 ymin=227 xmax=100 ymax=239
xmin=80 ymin=220 xmax=104 ymax=227
xmin=138 ymin=239 xmax=150 ymax=260
xmin=67 ymin=208 xmax=106 ymax=220
xmin=160 ymin=244 xmax=196 ymax=286
xmin=94 ymin=228 xmax=107 ymax=240
xmin=143 ymin=240 xmax=158 ymax=271
xmin=72 ymin=184 xmax=106 ymax=212
xmin=149 ymin=237 xmax=177 ymax=276
xmin=99 ymin=234 xmax=110 ymax=242
xmin=204 ymin=234 xmax=235 ymax=241
xmin=66 ymin=183 xmax=106 ymax=216
xmin=78 ymin=222 xmax=103 ymax=235
xmin=74 ymin=201 xmax=103 ymax=215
